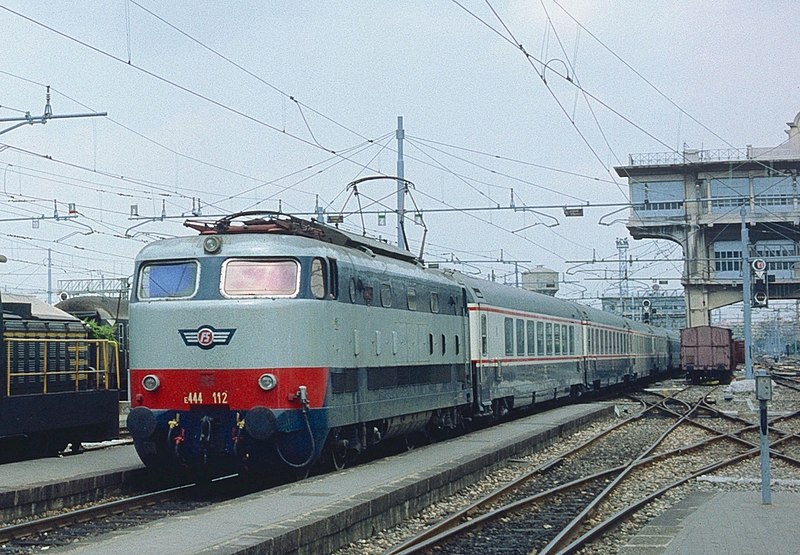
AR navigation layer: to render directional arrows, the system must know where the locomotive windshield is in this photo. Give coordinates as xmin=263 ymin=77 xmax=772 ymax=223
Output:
xmin=138 ymin=260 xmax=198 ymax=299
xmin=222 ymin=259 xmax=299 ymax=297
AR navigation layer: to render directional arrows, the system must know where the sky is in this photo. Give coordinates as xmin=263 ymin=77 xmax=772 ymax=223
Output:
xmin=0 ymin=1 xmax=798 ymax=308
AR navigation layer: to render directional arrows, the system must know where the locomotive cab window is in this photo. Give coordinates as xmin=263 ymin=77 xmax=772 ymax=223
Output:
xmin=222 ymin=259 xmax=299 ymax=297
xmin=310 ymin=258 xmax=327 ymax=299
xmin=138 ymin=260 xmax=198 ymax=300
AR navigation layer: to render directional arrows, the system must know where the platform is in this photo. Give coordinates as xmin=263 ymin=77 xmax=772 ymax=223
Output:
xmin=620 ymin=490 xmax=800 ymax=554
xmin=52 ymin=403 xmax=611 ymax=554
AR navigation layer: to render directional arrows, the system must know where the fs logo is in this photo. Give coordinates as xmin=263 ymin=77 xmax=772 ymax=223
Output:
xmin=179 ymin=325 xmax=236 ymax=350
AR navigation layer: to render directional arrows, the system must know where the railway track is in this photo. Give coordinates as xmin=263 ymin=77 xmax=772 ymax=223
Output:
xmin=379 ymin=382 xmax=800 ymax=555
xmin=0 ymin=476 xmax=251 ymax=553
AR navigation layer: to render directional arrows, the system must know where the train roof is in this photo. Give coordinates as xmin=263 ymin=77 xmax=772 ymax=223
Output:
xmin=183 ymin=211 xmax=420 ymax=265
xmin=2 ymin=293 xmax=79 ymax=322
xmin=56 ymin=295 xmax=129 ymax=324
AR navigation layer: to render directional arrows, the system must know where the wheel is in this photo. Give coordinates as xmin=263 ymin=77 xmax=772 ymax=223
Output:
xmin=328 ymin=428 xmax=350 ymax=470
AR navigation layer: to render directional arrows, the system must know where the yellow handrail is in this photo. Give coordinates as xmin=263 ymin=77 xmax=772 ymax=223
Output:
xmin=4 ymin=337 xmax=121 ymax=396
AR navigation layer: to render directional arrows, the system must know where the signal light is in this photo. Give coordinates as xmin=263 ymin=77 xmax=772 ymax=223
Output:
xmin=751 ymin=259 xmax=769 ymax=308
xmin=642 ymin=298 xmax=651 ymax=324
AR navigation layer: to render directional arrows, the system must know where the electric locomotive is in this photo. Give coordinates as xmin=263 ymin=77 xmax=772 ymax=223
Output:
xmin=126 ymin=211 xmax=679 ymax=478
xmin=127 ymin=212 xmax=470 ymax=476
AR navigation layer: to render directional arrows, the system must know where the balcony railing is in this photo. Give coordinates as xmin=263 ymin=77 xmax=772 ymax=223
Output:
xmin=628 ymin=148 xmax=750 ymax=166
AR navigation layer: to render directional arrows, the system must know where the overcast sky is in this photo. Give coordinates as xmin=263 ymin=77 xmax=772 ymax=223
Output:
xmin=1 ymin=1 xmax=798 ymax=306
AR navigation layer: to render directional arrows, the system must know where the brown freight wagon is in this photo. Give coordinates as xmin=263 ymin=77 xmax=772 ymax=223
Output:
xmin=680 ymin=325 xmax=737 ymax=384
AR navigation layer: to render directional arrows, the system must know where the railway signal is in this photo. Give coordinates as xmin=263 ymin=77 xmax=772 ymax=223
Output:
xmin=751 ymin=258 xmax=769 ymax=308
xmin=641 ymin=298 xmax=651 ymax=324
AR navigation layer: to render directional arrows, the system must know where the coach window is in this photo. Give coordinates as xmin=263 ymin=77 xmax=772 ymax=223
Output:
xmin=546 ymin=322 xmax=553 ymax=356
xmin=429 ymin=333 xmax=434 ymax=356
xmin=407 ymin=287 xmax=418 ymax=310
xmin=138 ymin=260 xmax=198 ymax=299
xmin=504 ymin=318 xmax=514 ymax=356
xmin=554 ymin=324 xmax=561 ymax=356
xmin=516 ymin=319 xmax=525 ymax=356
xmin=526 ymin=321 xmax=535 ymax=355
xmin=380 ymin=283 xmax=393 ymax=307
xmin=441 ymin=334 xmax=447 ymax=355
xmin=481 ymin=314 xmax=488 ymax=357
xmin=310 ymin=258 xmax=326 ymax=299
xmin=569 ymin=326 xmax=575 ymax=355
xmin=221 ymin=259 xmax=298 ymax=297
xmin=455 ymin=334 xmax=460 ymax=355
xmin=536 ymin=321 xmax=545 ymax=355
xmin=430 ymin=292 xmax=440 ymax=313
xmin=363 ymin=285 xmax=374 ymax=306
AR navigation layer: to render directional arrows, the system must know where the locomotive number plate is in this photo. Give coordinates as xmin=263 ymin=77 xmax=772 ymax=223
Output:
xmin=183 ymin=391 xmax=229 ymax=405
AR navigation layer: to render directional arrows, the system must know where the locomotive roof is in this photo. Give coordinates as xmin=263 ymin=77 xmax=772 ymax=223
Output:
xmin=184 ymin=211 xmax=420 ymax=265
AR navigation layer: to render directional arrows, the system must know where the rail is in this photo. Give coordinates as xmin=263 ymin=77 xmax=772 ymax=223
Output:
xmin=5 ymin=337 xmax=120 ymax=396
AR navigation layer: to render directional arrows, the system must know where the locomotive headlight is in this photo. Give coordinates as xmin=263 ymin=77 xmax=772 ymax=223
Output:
xmin=142 ymin=374 xmax=161 ymax=392
xmin=258 ymin=373 xmax=277 ymax=391
xmin=203 ymin=235 xmax=222 ymax=254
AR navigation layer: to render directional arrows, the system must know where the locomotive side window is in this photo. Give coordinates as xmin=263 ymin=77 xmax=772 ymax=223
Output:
xmin=349 ymin=278 xmax=357 ymax=302
xmin=222 ymin=259 xmax=299 ymax=297
xmin=310 ymin=258 xmax=326 ymax=299
xmin=328 ymin=258 xmax=339 ymax=299
xmin=430 ymin=292 xmax=440 ymax=313
xmin=407 ymin=287 xmax=418 ymax=310
xmin=138 ymin=260 xmax=198 ymax=299
xmin=380 ymin=283 xmax=393 ymax=307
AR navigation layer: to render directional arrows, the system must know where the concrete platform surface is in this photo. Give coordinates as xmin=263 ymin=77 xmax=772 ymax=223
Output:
xmin=620 ymin=491 xmax=800 ymax=555
xmin=53 ymin=403 xmax=611 ymax=555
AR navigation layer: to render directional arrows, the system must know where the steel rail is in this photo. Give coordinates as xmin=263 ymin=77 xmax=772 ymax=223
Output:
xmin=554 ymin=446 xmax=767 ymax=554
xmin=0 ymin=482 xmax=195 ymax=543
xmin=384 ymin=392 xmax=800 ymax=555
xmin=538 ymin=398 xmax=706 ymax=555
xmin=384 ymin=396 xmax=690 ymax=555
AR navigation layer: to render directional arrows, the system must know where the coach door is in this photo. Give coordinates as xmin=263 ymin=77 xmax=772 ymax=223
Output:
xmin=475 ymin=311 xmax=493 ymax=413
xmin=460 ymin=288 xmax=471 ymax=392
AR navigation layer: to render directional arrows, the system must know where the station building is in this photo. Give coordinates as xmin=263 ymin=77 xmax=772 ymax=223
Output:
xmin=615 ymin=112 xmax=800 ymax=327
